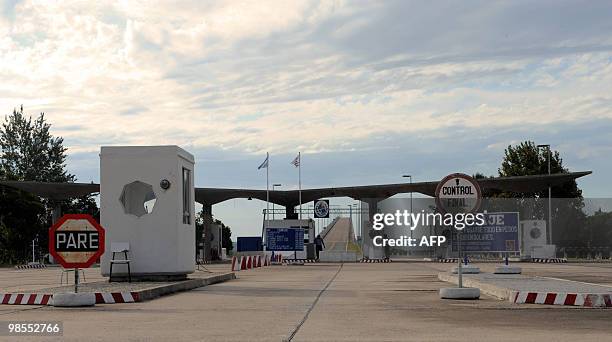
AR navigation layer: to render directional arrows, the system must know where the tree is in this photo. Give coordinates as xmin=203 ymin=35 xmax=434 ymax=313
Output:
xmin=0 ymin=106 xmax=74 ymax=183
xmin=0 ymin=188 xmax=45 ymax=264
xmin=499 ymin=141 xmax=582 ymax=198
xmin=584 ymin=209 xmax=612 ymax=248
xmin=0 ymin=106 xmax=97 ymax=264
xmin=497 ymin=141 xmax=585 ymax=246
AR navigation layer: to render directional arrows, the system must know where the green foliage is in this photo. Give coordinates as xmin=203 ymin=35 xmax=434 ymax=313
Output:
xmin=0 ymin=188 xmax=45 ymax=264
xmin=497 ymin=141 xmax=585 ymax=246
xmin=584 ymin=209 xmax=612 ymax=247
xmin=195 ymin=210 xmax=233 ymax=257
xmin=498 ymin=141 xmax=582 ymax=199
xmin=0 ymin=106 xmax=74 ymax=183
xmin=0 ymin=106 xmax=98 ymax=264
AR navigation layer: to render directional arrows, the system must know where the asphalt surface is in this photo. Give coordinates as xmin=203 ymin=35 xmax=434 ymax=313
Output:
xmin=322 ymin=218 xmax=356 ymax=251
xmin=2 ymin=262 xmax=612 ymax=341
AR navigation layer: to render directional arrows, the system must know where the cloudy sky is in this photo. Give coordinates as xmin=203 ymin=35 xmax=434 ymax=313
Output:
xmin=1 ymin=1 xmax=611 ymax=236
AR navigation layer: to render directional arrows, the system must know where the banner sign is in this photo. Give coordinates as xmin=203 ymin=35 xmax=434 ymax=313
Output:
xmin=451 ymin=212 xmax=519 ymax=252
xmin=266 ymin=227 xmax=304 ymax=251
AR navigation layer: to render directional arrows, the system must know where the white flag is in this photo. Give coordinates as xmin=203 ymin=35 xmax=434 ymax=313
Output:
xmin=258 ymin=153 xmax=269 ymax=169
xmin=291 ymin=154 xmax=300 ymax=167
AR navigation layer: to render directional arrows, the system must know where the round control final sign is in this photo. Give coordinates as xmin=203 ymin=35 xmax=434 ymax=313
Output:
xmin=435 ymin=173 xmax=482 ymax=214
xmin=49 ymin=214 xmax=105 ymax=268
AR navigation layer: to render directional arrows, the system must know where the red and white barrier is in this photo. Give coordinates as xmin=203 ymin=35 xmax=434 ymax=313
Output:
xmin=271 ymin=254 xmax=283 ymax=263
xmin=94 ymin=292 xmax=140 ymax=304
xmin=231 ymin=256 xmax=241 ymax=271
xmin=231 ymin=254 xmax=272 ymax=271
xmin=1 ymin=293 xmax=52 ymax=305
xmin=1 ymin=292 xmax=140 ymax=305
xmin=512 ymin=291 xmax=612 ymax=307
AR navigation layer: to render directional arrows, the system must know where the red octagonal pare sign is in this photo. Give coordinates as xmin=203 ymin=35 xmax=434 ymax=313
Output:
xmin=49 ymin=214 xmax=105 ymax=269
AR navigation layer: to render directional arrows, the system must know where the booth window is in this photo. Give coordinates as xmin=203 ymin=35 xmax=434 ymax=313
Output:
xmin=182 ymin=167 xmax=191 ymax=224
xmin=119 ymin=181 xmax=157 ymax=217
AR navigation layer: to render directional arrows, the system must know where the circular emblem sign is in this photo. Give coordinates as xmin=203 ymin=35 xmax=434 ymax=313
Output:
xmin=49 ymin=214 xmax=105 ymax=269
xmin=435 ymin=173 xmax=482 ymax=214
xmin=314 ymin=199 xmax=330 ymax=218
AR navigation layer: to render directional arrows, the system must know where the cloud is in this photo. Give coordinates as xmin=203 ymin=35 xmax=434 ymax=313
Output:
xmin=0 ymin=1 xmax=611 ymax=193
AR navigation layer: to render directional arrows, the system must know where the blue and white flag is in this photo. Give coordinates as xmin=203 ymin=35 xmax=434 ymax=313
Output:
xmin=258 ymin=153 xmax=269 ymax=169
xmin=291 ymin=154 xmax=300 ymax=167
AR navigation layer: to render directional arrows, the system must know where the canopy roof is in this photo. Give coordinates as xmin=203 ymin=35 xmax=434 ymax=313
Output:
xmin=0 ymin=171 xmax=592 ymax=207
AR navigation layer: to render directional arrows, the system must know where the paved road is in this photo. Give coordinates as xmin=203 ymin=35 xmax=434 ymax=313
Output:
xmin=2 ymin=263 xmax=612 ymax=341
xmin=323 ymin=218 xmax=355 ymax=251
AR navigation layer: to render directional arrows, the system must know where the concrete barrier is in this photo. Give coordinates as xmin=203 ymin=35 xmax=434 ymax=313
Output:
xmin=52 ymin=293 xmax=96 ymax=307
xmin=438 ymin=272 xmax=512 ymax=300
xmin=452 ymin=265 xmax=480 ymax=274
xmin=439 ymin=287 xmax=480 ymax=299
xmin=2 ymin=273 xmax=236 ymax=306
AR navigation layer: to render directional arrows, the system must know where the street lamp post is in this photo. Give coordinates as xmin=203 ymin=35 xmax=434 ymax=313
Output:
xmin=403 ymin=175 xmax=413 ymax=256
xmin=272 ymin=184 xmax=282 ymax=220
xmin=537 ymin=144 xmax=552 ymax=245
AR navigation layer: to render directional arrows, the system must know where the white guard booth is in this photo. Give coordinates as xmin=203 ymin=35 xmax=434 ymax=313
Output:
xmin=100 ymin=146 xmax=196 ymax=280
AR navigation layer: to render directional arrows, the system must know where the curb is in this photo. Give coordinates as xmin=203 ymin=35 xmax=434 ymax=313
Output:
xmin=95 ymin=292 xmax=140 ymax=304
xmin=437 ymin=273 xmax=514 ymax=300
xmin=15 ymin=264 xmax=48 ymax=270
xmin=511 ymin=291 xmax=612 ymax=307
xmin=438 ymin=258 xmax=459 ymax=263
xmin=359 ymin=258 xmax=392 ymax=263
xmin=531 ymin=258 xmax=567 ymax=263
xmin=438 ymin=272 xmax=612 ymax=308
xmin=1 ymin=293 xmax=53 ymax=305
xmin=284 ymin=259 xmax=317 ymax=264
xmin=0 ymin=272 xmax=236 ymax=306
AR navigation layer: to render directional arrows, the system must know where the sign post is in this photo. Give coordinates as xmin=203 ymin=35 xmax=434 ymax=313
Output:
xmin=436 ymin=173 xmax=482 ymax=299
xmin=49 ymin=214 xmax=106 ymax=294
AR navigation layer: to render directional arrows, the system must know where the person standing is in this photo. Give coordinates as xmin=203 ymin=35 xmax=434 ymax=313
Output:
xmin=314 ymin=234 xmax=326 ymax=260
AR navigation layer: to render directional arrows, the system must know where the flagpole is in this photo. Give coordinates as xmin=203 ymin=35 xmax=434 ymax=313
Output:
xmin=266 ymin=152 xmax=269 ymax=222
xmin=298 ymin=152 xmax=302 ymax=220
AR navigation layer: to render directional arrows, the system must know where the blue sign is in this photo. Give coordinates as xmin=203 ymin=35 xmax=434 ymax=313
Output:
xmin=451 ymin=212 xmax=519 ymax=252
xmin=237 ymin=236 xmax=263 ymax=252
xmin=266 ymin=227 xmax=304 ymax=251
